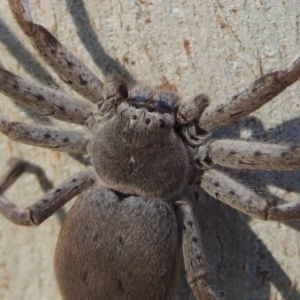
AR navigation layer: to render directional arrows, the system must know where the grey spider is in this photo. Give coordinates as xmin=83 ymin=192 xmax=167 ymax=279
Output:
xmin=1 ymin=0 xmax=300 ymax=299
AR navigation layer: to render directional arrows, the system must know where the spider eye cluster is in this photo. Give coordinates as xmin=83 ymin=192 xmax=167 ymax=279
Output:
xmin=125 ymin=86 xmax=179 ymax=114
xmin=126 ymin=97 xmax=172 ymax=114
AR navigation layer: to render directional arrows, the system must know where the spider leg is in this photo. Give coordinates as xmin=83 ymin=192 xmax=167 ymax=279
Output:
xmin=8 ymin=0 xmax=104 ymax=103
xmin=193 ymin=52 xmax=300 ymax=132
xmin=0 ymin=167 xmax=95 ymax=226
xmin=175 ymin=200 xmax=218 ymax=300
xmin=0 ymin=67 xmax=93 ymax=126
xmin=0 ymin=110 xmax=88 ymax=153
xmin=176 ymin=94 xmax=209 ymax=125
xmin=199 ymin=169 xmax=300 ymax=222
xmin=198 ymin=139 xmax=300 ymax=170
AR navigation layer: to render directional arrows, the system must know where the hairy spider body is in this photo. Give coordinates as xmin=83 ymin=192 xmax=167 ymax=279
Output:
xmin=91 ymin=86 xmax=194 ymax=199
xmin=1 ymin=0 xmax=300 ymax=299
xmin=55 ymin=86 xmax=198 ymax=299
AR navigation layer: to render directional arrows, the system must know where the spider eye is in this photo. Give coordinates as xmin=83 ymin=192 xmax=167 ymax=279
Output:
xmin=147 ymin=108 xmax=154 ymax=113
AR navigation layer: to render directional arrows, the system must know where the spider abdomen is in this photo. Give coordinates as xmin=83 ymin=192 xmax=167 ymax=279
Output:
xmin=55 ymin=187 xmax=181 ymax=300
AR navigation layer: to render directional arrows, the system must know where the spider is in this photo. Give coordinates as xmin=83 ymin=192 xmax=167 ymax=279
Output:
xmin=1 ymin=0 xmax=300 ymax=299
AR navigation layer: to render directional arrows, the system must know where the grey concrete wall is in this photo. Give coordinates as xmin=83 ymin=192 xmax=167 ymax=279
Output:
xmin=0 ymin=0 xmax=300 ymax=299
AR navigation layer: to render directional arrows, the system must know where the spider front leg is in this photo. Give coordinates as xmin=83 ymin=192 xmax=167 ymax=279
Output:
xmin=176 ymin=200 xmax=218 ymax=300
xmin=199 ymin=169 xmax=300 ymax=222
xmin=0 ymin=110 xmax=88 ymax=153
xmin=0 ymin=167 xmax=95 ymax=226
xmin=96 ymin=75 xmax=129 ymax=119
xmin=0 ymin=67 xmax=92 ymax=125
xmin=8 ymin=0 xmax=104 ymax=103
xmin=201 ymin=51 xmax=300 ymax=131
xmin=177 ymin=52 xmax=300 ymax=133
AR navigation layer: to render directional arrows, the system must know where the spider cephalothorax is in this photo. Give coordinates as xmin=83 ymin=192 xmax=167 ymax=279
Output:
xmin=91 ymin=81 xmax=199 ymax=199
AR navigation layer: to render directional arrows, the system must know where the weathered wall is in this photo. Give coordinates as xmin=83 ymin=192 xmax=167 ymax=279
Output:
xmin=0 ymin=0 xmax=300 ymax=299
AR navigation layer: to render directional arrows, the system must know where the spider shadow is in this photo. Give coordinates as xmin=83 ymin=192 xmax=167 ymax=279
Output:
xmin=197 ymin=190 xmax=300 ymax=300
xmin=65 ymin=0 xmax=135 ymax=84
